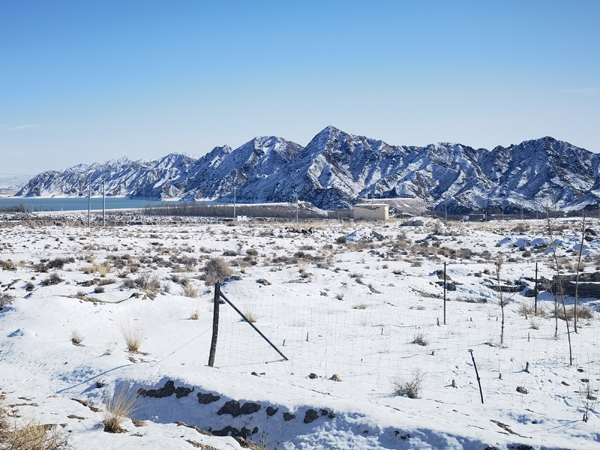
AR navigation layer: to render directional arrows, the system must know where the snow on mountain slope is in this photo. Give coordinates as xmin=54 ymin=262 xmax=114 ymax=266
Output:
xmin=16 ymin=127 xmax=600 ymax=212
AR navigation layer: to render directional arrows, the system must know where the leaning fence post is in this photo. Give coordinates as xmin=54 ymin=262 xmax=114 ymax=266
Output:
xmin=468 ymin=349 xmax=484 ymax=404
xmin=219 ymin=290 xmax=288 ymax=361
xmin=534 ymin=262 xmax=538 ymax=316
xmin=443 ymin=262 xmax=447 ymax=325
xmin=208 ymin=283 xmax=220 ymax=367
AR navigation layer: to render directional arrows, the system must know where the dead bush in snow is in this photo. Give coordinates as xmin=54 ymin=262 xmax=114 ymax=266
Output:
xmin=41 ymin=273 xmax=63 ymax=286
xmin=0 ymin=260 xmax=18 ymax=271
xmin=102 ymin=385 xmax=138 ymax=433
xmin=412 ymin=332 xmax=428 ymax=346
xmin=393 ymin=369 xmax=425 ymax=399
xmin=181 ymin=278 xmax=198 ymax=298
xmin=0 ymin=398 xmax=71 ymax=449
xmin=117 ymin=317 xmax=146 ymax=353
xmin=203 ymin=258 xmax=232 ymax=286
xmin=70 ymin=330 xmax=84 ymax=346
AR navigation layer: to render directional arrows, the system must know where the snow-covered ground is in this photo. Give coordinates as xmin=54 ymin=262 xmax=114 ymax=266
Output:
xmin=1 ymin=214 xmax=600 ymax=449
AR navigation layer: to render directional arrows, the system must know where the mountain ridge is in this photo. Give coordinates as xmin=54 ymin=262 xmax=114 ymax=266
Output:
xmin=16 ymin=127 xmax=600 ymax=212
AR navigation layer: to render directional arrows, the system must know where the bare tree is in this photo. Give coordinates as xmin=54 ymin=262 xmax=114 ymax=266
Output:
xmin=546 ymin=209 xmax=573 ymax=365
xmin=574 ymin=212 xmax=586 ymax=333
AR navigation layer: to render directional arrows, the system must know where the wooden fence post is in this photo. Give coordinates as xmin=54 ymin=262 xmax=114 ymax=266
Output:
xmin=443 ymin=262 xmax=447 ymax=325
xmin=208 ymin=283 xmax=220 ymax=367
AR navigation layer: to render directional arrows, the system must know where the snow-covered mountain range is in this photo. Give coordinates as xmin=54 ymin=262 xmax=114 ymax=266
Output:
xmin=16 ymin=126 xmax=600 ymax=212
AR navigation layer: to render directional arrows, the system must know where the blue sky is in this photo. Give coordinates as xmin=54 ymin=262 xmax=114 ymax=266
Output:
xmin=1 ymin=0 xmax=599 ymax=174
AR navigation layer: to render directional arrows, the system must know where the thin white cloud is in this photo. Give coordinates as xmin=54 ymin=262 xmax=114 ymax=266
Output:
xmin=8 ymin=124 xmax=37 ymax=131
xmin=562 ymin=88 xmax=600 ymax=95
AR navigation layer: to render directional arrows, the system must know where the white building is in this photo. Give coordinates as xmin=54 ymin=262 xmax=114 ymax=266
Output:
xmin=353 ymin=203 xmax=389 ymax=221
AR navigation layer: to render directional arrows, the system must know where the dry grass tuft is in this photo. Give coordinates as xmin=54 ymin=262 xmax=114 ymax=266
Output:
xmin=529 ymin=317 xmax=540 ymax=330
xmin=393 ymin=369 xmax=425 ymax=399
xmin=518 ymin=301 xmax=536 ymax=317
xmin=117 ymin=318 xmax=146 ymax=353
xmin=0 ymin=398 xmax=70 ymax=449
xmin=181 ymin=278 xmax=198 ymax=298
xmin=243 ymin=312 xmax=257 ymax=323
xmin=70 ymin=330 xmax=84 ymax=346
xmin=412 ymin=332 xmax=428 ymax=346
xmin=102 ymin=385 xmax=138 ymax=433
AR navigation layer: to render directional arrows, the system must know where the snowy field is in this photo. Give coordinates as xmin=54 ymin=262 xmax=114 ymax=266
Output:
xmin=1 ymin=214 xmax=600 ymax=450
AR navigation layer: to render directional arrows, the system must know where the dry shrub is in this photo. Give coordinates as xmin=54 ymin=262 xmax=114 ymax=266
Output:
xmin=96 ymin=262 xmax=111 ymax=277
xmin=203 ymin=258 xmax=233 ymax=286
xmin=117 ymin=317 xmax=146 ymax=353
xmin=102 ymin=385 xmax=138 ymax=433
xmin=412 ymin=332 xmax=428 ymax=346
xmin=0 ymin=399 xmax=70 ymax=449
xmin=40 ymin=273 xmax=62 ymax=286
xmin=134 ymin=273 xmax=160 ymax=292
xmin=182 ymin=279 xmax=198 ymax=298
xmin=0 ymin=260 xmax=17 ymax=271
xmin=393 ymin=369 xmax=425 ymax=399
xmin=189 ymin=310 xmax=200 ymax=320
xmin=555 ymin=306 xmax=594 ymax=322
xmin=518 ymin=301 xmax=536 ymax=317
xmin=70 ymin=330 xmax=84 ymax=346
xmin=121 ymin=278 xmax=136 ymax=289
xmin=353 ymin=304 xmax=367 ymax=310
xmin=530 ymin=317 xmax=540 ymax=330
xmin=0 ymin=294 xmax=15 ymax=310
xmin=243 ymin=312 xmax=257 ymax=323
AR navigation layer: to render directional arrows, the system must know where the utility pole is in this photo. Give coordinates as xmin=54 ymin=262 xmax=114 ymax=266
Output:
xmin=102 ymin=180 xmax=106 ymax=227
xmin=233 ymin=187 xmax=236 ymax=220
xmin=445 ymin=204 xmax=448 ymax=223
xmin=87 ymin=184 xmax=91 ymax=227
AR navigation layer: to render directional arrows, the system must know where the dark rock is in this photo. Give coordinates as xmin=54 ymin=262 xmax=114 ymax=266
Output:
xmin=328 ymin=410 xmax=336 ymax=419
xmin=320 ymin=409 xmax=328 ymax=416
xmin=308 ymin=373 xmax=318 ymax=379
xmin=561 ymin=381 xmax=570 ymax=386
xmin=138 ymin=380 xmax=193 ymax=398
xmin=304 ymin=409 xmax=319 ymax=424
xmin=217 ymin=400 xmax=240 ymax=417
xmin=516 ymin=386 xmax=528 ymax=394
xmin=197 ymin=392 xmax=220 ymax=404
xmin=175 ymin=386 xmax=194 ymax=398
xmin=217 ymin=401 xmax=261 ymax=417
xmin=517 ymin=446 xmax=532 ymax=450
xmin=239 ymin=402 xmax=261 ymax=415
xmin=266 ymin=406 xmax=278 ymax=416
xmin=283 ymin=412 xmax=295 ymax=421
xmin=212 ymin=425 xmax=254 ymax=438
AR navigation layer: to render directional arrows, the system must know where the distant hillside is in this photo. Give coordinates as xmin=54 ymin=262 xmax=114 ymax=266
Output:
xmin=0 ymin=173 xmax=33 ymax=195
xmin=16 ymin=127 xmax=600 ymax=212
